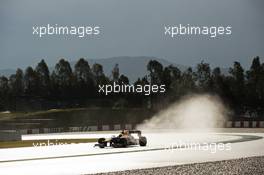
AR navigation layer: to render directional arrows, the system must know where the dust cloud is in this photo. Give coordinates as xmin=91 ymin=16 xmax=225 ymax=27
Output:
xmin=137 ymin=94 xmax=230 ymax=131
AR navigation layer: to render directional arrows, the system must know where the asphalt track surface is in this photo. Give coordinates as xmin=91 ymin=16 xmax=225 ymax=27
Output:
xmin=0 ymin=129 xmax=264 ymax=175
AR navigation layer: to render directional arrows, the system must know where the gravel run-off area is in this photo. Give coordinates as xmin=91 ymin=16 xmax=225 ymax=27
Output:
xmin=92 ymin=156 xmax=264 ymax=175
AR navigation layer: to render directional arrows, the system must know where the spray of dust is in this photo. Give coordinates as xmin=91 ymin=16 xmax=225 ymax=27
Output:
xmin=137 ymin=94 xmax=230 ymax=132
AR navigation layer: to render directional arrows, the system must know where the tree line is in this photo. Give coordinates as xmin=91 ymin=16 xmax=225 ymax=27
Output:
xmin=0 ymin=57 xmax=264 ymax=117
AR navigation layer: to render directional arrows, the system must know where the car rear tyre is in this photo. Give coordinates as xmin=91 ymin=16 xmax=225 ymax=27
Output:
xmin=139 ymin=136 xmax=147 ymax=146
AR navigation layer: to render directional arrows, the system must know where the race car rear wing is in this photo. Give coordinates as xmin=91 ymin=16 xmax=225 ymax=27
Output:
xmin=128 ymin=130 xmax=142 ymax=136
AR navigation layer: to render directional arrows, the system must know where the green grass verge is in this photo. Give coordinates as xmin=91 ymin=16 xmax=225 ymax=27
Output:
xmin=0 ymin=108 xmax=87 ymax=120
xmin=0 ymin=138 xmax=98 ymax=149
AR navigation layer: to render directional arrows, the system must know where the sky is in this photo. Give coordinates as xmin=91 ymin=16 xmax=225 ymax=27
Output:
xmin=0 ymin=0 xmax=263 ymax=70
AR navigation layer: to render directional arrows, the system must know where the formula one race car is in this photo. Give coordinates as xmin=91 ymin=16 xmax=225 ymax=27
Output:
xmin=94 ymin=130 xmax=147 ymax=148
